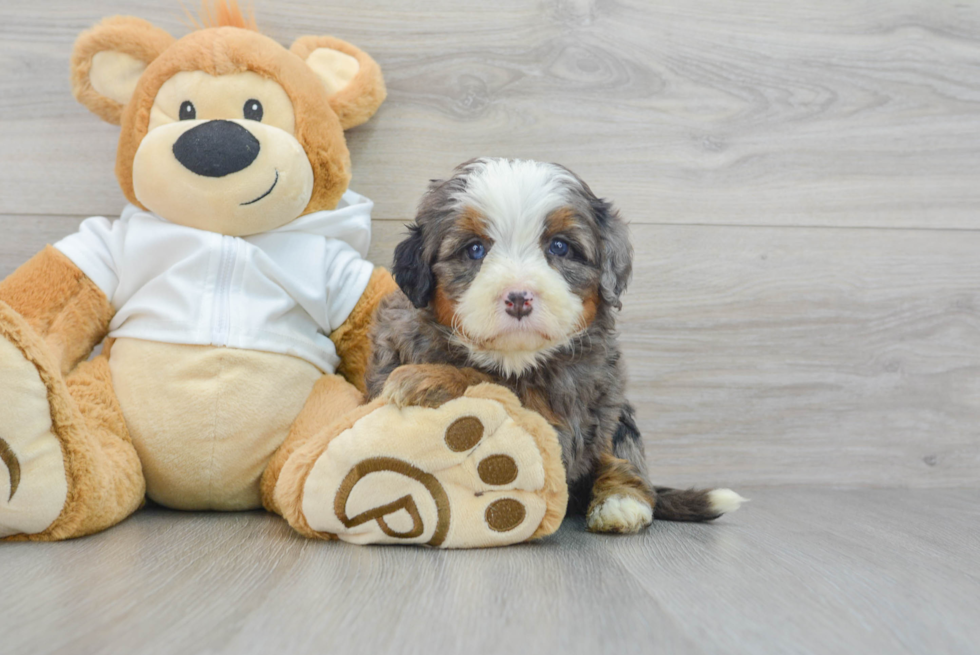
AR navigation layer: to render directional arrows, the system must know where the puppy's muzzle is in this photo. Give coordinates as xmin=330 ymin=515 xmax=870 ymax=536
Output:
xmin=172 ymin=120 xmax=260 ymax=177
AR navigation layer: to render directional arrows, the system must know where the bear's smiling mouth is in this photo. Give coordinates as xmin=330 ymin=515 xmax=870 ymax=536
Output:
xmin=240 ymin=169 xmax=279 ymax=206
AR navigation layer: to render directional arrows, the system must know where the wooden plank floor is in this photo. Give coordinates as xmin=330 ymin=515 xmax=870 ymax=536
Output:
xmin=1 ymin=488 xmax=978 ymax=655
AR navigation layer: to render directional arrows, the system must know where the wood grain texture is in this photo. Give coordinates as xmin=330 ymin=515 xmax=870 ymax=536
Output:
xmin=3 ymin=215 xmax=976 ymax=487
xmin=0 ymin=488 xmax=977 ymax=655
xmin=620 ymin=223 xmax=980 ymax=488
xmin=2 ymin=1 xmax=980 ymax=227
xmin=2 ymin=5 xmax=978 ymax=655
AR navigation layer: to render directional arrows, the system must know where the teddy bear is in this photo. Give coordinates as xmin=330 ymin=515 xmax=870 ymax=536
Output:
xmin=0 ymin=3 xmax=568 ymax=548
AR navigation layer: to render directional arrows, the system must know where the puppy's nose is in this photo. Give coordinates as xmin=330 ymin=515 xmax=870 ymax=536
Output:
xmin=504 ymin=291 xmax=533 ymax=319
xmin=172 ymin=120 xmax=260 ymax=177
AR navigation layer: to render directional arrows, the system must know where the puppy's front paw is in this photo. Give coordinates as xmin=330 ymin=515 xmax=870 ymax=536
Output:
xmin=381 ymin=364 xmax=491 ymax=409
xmin=586 ymin=494 xmax=653 ymax=534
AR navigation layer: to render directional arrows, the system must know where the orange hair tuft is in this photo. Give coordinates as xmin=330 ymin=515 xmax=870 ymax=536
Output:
xmin=185 ymin=0 xmax=258 ymax=31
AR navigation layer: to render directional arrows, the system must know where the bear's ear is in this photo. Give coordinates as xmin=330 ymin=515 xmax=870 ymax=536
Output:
xmin=290 ymin=36 xmax=387 ymax=130
xmin=71 ymin=16 xmax=174 ymax=125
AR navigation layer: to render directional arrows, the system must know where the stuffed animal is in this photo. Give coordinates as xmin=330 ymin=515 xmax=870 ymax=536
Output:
xmin=0 ymin=3 xmax=568 ymax=548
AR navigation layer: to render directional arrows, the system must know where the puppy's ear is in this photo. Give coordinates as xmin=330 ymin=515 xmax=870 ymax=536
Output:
xmin=392 ymin=224 xmax=435 ymax=308
xmin=595 ymin=198 xmax=633 ymax=310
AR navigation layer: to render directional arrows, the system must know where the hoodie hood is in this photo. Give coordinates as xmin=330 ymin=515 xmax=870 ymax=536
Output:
xmin=269 ymin=189 xmax=374 ymax=258
xmin=118 ymin=188 xmax=374 ymax=258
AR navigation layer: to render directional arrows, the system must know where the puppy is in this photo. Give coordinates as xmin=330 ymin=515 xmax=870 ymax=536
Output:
xmin=367 ymin=158 xmax=744 ymax=533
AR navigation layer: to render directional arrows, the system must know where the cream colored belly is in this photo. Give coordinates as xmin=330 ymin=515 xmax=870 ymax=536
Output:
xmin=109 ymin=338 xmax=322 ymax=510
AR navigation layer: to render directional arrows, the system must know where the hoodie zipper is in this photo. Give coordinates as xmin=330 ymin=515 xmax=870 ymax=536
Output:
xmin=211 ymin=235 xmax=237 ymax=346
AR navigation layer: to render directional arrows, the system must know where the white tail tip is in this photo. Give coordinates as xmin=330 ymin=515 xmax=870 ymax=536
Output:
xmin=708 ymin=488 xmax=748 ymax=515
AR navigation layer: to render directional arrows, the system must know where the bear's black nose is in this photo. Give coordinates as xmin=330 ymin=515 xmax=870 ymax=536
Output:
xmin=172 ymin=120 xmax=260 ymax=177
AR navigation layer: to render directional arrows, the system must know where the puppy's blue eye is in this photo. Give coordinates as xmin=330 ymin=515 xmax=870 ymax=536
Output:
xmin=466 ymin=242 xmax=486 ymax=260
xmin=549 ymin=238 xmax=569 ymax=257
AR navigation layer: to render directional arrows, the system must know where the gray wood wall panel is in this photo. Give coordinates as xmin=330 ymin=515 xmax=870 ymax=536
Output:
xmin=4 ymin=216 xmax=976 ymax=487
xmin=0 ymin=1 xmax=977 ymax=487
xmin=2 ymin=1 xmax=980 ymax=228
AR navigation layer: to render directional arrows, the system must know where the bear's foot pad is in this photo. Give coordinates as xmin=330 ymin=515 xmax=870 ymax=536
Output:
xmin=0 ymin=335 xmax=67 ymax=538
xmin=301 ymin=384 xmax=566 ymax=548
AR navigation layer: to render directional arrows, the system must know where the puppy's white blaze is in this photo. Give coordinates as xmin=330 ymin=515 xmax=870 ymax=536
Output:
xmin=708 ymin=489 xmax=747 ymax=515
xmin=587 ymin=494 xmax=653 ymax=533
xmin=451 ymin=159 xmax=586 ymax=377
xmin=460 ymin=159 xmax=577 ymax=250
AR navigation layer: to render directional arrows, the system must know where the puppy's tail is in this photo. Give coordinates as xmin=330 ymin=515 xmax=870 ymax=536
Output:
xmin=651 ymin=487 xmax=748 ymax=522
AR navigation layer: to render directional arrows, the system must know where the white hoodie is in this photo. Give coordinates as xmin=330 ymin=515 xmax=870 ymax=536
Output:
xmin=55 ymin=189 xmax=376 ymax=374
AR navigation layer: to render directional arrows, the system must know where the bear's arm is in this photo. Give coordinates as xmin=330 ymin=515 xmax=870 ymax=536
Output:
xmin=0 ymin=245 xmax=114 ymax=376
xmin=328 ymin=267 xmax=398 ymax=392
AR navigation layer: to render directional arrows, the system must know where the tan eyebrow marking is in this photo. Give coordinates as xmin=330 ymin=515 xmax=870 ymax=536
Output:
xmin=457 ymin=206 xmax=490 ymax=240
xmin=544 ymin=206 xmax=579 ymax=237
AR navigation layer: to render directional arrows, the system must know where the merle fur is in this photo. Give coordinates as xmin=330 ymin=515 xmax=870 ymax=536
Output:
xmin=368 ymin=159 xmax=718 ymax=520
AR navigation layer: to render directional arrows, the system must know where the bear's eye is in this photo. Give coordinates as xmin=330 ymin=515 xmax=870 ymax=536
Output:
xmin=179 ymin=101 xmax=196 ymax=121
xmin=244 ymin=99 xmax=263 ymax=122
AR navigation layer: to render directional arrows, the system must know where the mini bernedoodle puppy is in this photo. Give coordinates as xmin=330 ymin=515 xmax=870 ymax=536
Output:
xmin=367 ymin=158 xmax=745 ymax=533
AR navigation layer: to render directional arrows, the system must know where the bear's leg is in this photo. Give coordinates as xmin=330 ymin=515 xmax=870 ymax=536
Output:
xmin=1 ymin=247 xmax=144 ymax=541
xmin=58 ymin=347 xmax=145 ymax=537
xmin=260 ymin=373 xmax=364 ymax=518
xmin=272 ymin=383 xmax=568 ymax=548
xmin=0 ymin=315 xmax=144 ymax=541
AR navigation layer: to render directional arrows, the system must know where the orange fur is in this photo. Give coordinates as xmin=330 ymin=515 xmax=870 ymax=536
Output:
xmin=544 ymin=206 xmax=579 ymax=236
xmin=430 ymin=286 xmax=490 ymax=349
xmin=586 ymin=452 xmax=654 ymax=533
xmin=432 ymin=285 xmax=459 ymax=329
xmin=273 ymin=397 xmax=387 ymax=538
xmin=260 ymin=374 xmax=364 ymax=514
xmin=0 ymin=305 xmax=144 ymax=542
xmin=114 ymin=27 xmax=352 ymax=214
xmin=382 ymin=364 xmax=492 ymax=408
xmin=290 ymin=35 xmax=387 ymax=130
xmin=189 ymin=0 xmax=258 ymax=31
xmin=457 ymin=206 xmax=490 ymax=240
xmin=71 ymin=18 xmax=386 ymax=212
xmin=329 ymin=268 xmax=399 ymax=393
xmin=577 ymin=289 xmax=599 ymax=330
xmin=0 ymin=246 xmax=114 ymax=376
xmin=9 ymin=12 xmax=389 ymax=540
xmin=70 ymin=17 xmax=175 ymax=125
xmin=431 ymin=207 xmax=488 ymax=330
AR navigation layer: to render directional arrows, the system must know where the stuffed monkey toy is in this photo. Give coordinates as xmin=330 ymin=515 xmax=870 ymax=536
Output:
xmin=0 ymin=3 xmax=567 ymax=548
